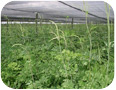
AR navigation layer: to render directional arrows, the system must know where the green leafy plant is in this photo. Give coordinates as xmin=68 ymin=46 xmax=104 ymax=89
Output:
xmin=1 ymin=18 xmax=114 ymax=89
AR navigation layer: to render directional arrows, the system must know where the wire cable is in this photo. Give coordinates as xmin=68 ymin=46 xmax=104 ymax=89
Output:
xmin=58 ymin=1 xmax=108 ymax=21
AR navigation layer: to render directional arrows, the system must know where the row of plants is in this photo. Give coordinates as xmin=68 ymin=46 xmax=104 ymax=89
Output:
xmin=1 ymin=19 xmax=114 ymax=89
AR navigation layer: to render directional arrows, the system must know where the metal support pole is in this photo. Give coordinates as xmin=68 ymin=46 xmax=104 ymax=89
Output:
xmin=35 ymin=12 xmax=38 ymax=33
xmin=71 ymin=18 xmax=74 ymax=29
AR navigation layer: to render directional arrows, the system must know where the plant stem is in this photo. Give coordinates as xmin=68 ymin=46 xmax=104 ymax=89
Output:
xmin=105 ymin=3 xmax=110 ymax=74
xmin=83 ymin=1 xmax=92 ymax=83
xmin=98 ymin=43 xmax=101 ymax=63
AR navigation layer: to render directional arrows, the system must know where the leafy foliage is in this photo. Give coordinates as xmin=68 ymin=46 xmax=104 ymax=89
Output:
xmin=1 ymin=23 xmax=114 ymax=89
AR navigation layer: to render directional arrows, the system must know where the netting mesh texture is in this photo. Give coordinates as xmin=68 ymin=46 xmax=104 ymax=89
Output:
xmin=1 ymin=1 xmax=114 ymax=23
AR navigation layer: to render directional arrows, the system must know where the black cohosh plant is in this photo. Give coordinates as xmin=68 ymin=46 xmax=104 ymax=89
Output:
xmin=105 ymin=3 xmax=111 ymax=74
xmin=12 ymin=44 xmax=35 ymax=88
xmin=49 ymin=20 xmax=68 ymax=79
xmin=83 ymin=2 xmax=92 ymax=81
xmin=1 ymin=23 xmax=114 ymax=89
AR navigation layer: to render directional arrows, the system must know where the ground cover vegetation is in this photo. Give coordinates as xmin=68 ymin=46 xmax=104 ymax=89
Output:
xmin=1 ymin=21 xmax=114 ymax=88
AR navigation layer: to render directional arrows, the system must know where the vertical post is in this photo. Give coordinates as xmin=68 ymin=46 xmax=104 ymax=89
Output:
xmin=1 ymin=20 xmax=2 ymax=24
xmin=35 ymin=12 xmax=38 ymax=33
xmin=7 ymin=18 xmax=9 ymax=31
xmin=71 ymin=18 xmax=74 ymax=29
xmin=40 ymin=18 xmax=42 ymax=29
